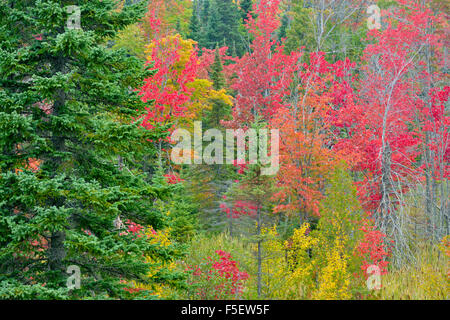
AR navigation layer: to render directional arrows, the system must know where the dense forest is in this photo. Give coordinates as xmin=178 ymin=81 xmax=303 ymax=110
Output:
xmin=0 ymin=0 xmax=448 ymax=300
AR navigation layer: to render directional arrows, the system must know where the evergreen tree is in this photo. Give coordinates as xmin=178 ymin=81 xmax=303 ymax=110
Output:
xmin=200 ymin=0 xmax=210 ymax=26
xmin=189 ymin=0 xmax=201 ymax=42
xmin=166 ymin=183 xmax=198 ymax=244
xmin=225 ymin=120 xmax=278 ymax=297
xmin=0 ymin=0 xmax=181 ymax=299
xmin=284 ymin=0 xmax=314 ymax=55
xmin=205 ymin=0 xmax=244 ymax=56
xmin=240 ymin=0 xmax=253 ymax=23
xmin=279 ymin=14 xmax=289 ymax=41
xmin=195 ymin=0 xmax=211 ymax=49
xmin=175 ymin=19 xmax=182 ymax=37
xmin=190 ymin=47 xmax=233 ymax=235
xmin=205 ymin=1 xmax=221 ymax=49
xmin=210 ymin=47 xmax=227 ymax=91
xmin=204 ymin=46 xmax=230 ymax=129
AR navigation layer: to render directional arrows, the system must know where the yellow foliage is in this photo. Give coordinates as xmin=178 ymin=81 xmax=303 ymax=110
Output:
xmin=145 ymin=34 xmax=232 ymax=129
xmin=146 ymin=34 xmax=197 ymax=72
xmin=285 ymin=223 xmax=318 ymax=294
xmin=259 ymin=225 xmax=296 ymax=299
xmin=131 ymin=226 xmax=177 ymax=299
xmin=313 ymin=237 xmax=352 ymax=300
xmin=255 ymin=223 xmax=354 ymax=299
xmin=255 ymin=224 xmax=318 ymax=299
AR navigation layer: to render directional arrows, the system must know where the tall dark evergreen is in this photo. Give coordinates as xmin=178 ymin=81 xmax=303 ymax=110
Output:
xmin=0 ymin=0 xmax=181 ymax=299
xmin=215 ymin=0 xmax=243 ymax=56
xmin=284 ymin=0 xmax=314 ymax=55
xmin=279 ymin=14 xmax=289 ymax=41
xmin=189 ymin=0 xmax=201 ymax=42
xmin=239 ymin=0 xmax=253 ymax=22
xmin=210 ymin=47 xmax=227 ymax=91
xmin=205 ymin=1 xmax=221 ymax=49
xmin=200 ymin=0 xmax=210 ymax=26
xmin=204 ymin=46 xmax=230 ymax=130
xmin=200 ymin=0 xmax=243 ymax=56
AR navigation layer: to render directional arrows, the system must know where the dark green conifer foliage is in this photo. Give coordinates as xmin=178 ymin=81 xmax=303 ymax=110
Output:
xmin=239 ymin=0 xmax=253 ymax=22
xmin=214 ymin=0 xmax=243 ymax=56
xmin=0 ymin=0 xmax=181 ymax=299
xmin=285 ymin=0 xmax=314 ymax=55
xmin=189 ymin=0 xmax=201 ymax=42
xmin=279 ymin=14 xmax=289 ymax=41
xmin=192 ymin=0 xmax=242 ymax=56
xmin=188 ymin=0 xmax=247 ymax=56
xmin=200 ymin=0 xmax=210 ymax=26
xmin=210 ymin=47 xmax=226 ymax=91
xmin=205 ymin=1 xmax=221 ymax=48
xmin=204 ymin=47 xmax=230 ymax=129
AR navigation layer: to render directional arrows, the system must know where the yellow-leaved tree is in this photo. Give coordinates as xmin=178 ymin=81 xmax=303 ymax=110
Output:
xmin=245 ymin=165 xmax=368 ymax=299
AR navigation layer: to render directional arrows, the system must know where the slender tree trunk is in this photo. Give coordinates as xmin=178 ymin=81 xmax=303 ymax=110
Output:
xmin=424 ymin=131 xmax=434 ymax=239
xmin=49 ymin=231 xmax=66 ymax=271
xmin=423 ymin=17 xmax=438 ymax=242
xmin=118 ymin=155 xmax=123 ymax=171
xmin=380 ymin=142 xmax=392 ymax=232
xmin=49 ymin=53 xmax=68 ymax=273
xmin=256 ymin=204 xmax=262 ymax=298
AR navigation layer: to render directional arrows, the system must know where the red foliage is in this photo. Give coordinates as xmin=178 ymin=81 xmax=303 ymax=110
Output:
xmin=164 ymin=173 xmax=184 ymax=184
xmin=220 ymin=200 xmax=257 ymax=219
xmin=198 ymin=46 xmax=231 ymax=80
xmin=332 ymin=0 xmax=447 ymax=213
xmin=119 ymin=220 xmax=145 ymax=237
xmin=223 ymin=0 xmax=301 ymax=128
xmin=138 ymin=35 xmax=199 ymax=130
xmin=356 ymin=220 xmax=391 ymax=276
xmin=418 ymin=86 xmax=450 ymax=179
xmin=187 ymin=250 xmax=249 ymax=299
xmin=271 ymin=52 xmax=355 ymax=217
